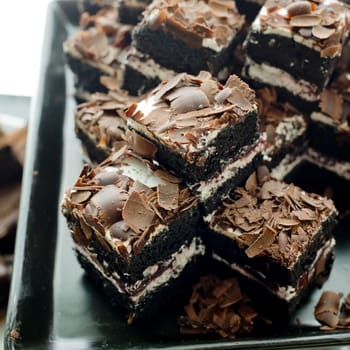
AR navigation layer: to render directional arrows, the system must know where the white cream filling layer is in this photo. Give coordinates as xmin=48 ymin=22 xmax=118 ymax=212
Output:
xmin=245 ymin=57 xmax=319 ymax=102
xmin=193 ymin=139 xmax=263 ymax=202
xmin=76 ymin=237 xmax=205 ymax=305
xmin=213 ymin=238 xmax=335 ymax=302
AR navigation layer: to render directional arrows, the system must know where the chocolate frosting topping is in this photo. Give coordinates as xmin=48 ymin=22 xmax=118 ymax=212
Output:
xmin=208 ymin=169 xmax=336 ymax=266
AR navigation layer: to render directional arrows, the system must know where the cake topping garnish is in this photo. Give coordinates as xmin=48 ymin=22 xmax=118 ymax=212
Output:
xmin=179 ymin=275 xmax=262 ymax=338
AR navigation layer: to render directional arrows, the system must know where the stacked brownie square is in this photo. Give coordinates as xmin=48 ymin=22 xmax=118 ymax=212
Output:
xmin=61 ymin=0 xmax=346 ymax=331
xmin=204 ymin=169 xmax=338 ymax=320
xmin=62 ymin=146 xmax=205 ymax=320
xmin=64 ymin=7 xmax=176 ymax=97
xmin=243 ymin=0 xmax=350 ymax=111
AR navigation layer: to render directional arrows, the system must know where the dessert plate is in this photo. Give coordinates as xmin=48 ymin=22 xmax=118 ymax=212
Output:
xmin=4 ymin=1 xmax=350 ymax=349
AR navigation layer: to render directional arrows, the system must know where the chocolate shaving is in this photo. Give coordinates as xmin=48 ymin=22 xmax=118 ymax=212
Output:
xmin=122 ymin=191 xmax=155 ymax=234
xmin=154 ymin=169 xmax=182 ymax=183
xmin=245 ymin=224 xmax=276 ymax=258
xmin=312 ymin=25 xmax=335 ymax=40
xmin=315 ymin=291 xmax=341 ymax=329
xmin=179 ymin=275 xmax=261 ymax=338
xmin=320 ymin=44 xmax=341 ymax=58
xmin=71 ymin=190 xmax=92 ymax=204
xmin=290 ymin=14 xmax=321 ymax=27
xmin=320 ymin=89 xmax=343 ymax=120
xmin=287 ymin=1 xmax=312 ymax=17
xmin=128 ymin=132 xmax=158 ymax=159
xmin=157 ymin=183 xmax=179 ymax=210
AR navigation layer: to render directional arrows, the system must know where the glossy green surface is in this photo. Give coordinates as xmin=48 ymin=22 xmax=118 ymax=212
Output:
xmin=4 ymin=1 xmax=350 ymax=349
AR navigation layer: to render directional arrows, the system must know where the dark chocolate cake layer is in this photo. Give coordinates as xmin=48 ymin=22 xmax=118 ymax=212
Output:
xmin=127 ymin=72 xmax=259 ymax=183
xmin=204 ymin=170 xmax=338 ymax=288
xmin=62 ymin=147 xmax=206 ymax=319
xmin=132 ymin=0 xmax=245 ymax=75
xmin=244 ymin=0 xmax=350 ymax=91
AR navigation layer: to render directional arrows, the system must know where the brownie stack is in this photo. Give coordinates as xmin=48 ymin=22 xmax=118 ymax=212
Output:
xmin=61 ymin=0 xmax=349 ymax=334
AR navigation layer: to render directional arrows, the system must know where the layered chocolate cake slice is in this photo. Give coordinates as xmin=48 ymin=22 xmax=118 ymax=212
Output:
xmin=74 ymin=87 xmax=136 ymax=164
xmin=204 ymin=169 xmax=338 ymax=320
xmin=243 ymin=0 xmax=350 ymax=110
xmin=132 ymin=0 xmax=245 ymax=76
xmin=126 ymin=72 xmax=263 ymax=211
xmin=62 ymin=146 xmax=205 ymax=320
xmin=256 ymin=87 xmax=307 ymax=178
xmin=64 ymin=8 xmax=175 ymax=96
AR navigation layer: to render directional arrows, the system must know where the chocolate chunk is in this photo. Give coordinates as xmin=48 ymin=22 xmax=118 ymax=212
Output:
xmin=122 ymin=191 xmax=155 ymax=234
xmin=86 ymin=185 xmax=128 ymax=225
xmin=169 ymin=86 xmax=210 ymax=113
xmin=287 ymin=1 xmax=312 ymax=17
xmin=109 ymin=220 xmax=133 ymax=241
xmin=95 ymin=169 xmax=121 ymax=186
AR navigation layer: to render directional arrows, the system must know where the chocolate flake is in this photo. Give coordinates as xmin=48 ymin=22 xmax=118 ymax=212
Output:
xmin=315 ymin=291 xmax=341 ymax=329
xmin=122 ymin=191 xmax=155 ymax=234
xmin=312 ymin=25 xmax=335 ymax=40
xmin=179 ymin=275 xmax=261 ymax=338
xmin=245 ymin=224 xmax=276 ymax=258
xmin=287 ymin=1 xmax=312 ymax=17
xmin=320 ymin=89 xmax=343 ymax=120
xmin=290 ymin=14 xmax=321 ymax=27
xmin=157 ymin=183 xmax=179 ymax=210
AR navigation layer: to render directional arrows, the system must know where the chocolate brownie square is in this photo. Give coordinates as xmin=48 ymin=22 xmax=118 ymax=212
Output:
xmin=132 ymin=0 xmax=245 ymax=76
xmin=64 ymin=8 xmax=175 ymax=96
xmin=243 ymin=0 xmax=350 ymax=110
xmin=204 ymin=169 xmax=338 ymax=320
xmin=126 ymin=72 xmax=259 ymax=183
xmin=62 ymin=146 xmax=205 ymax=320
